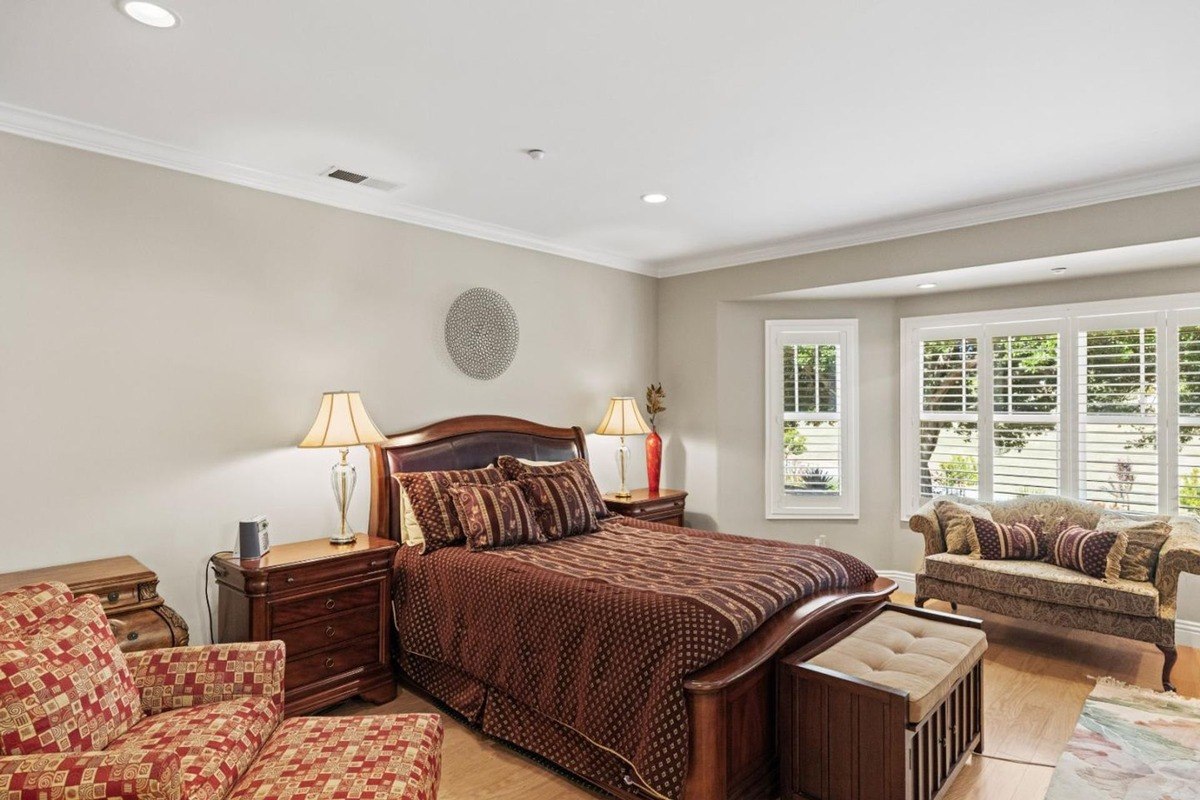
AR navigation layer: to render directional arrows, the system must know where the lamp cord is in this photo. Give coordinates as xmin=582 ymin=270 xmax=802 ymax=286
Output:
xmin=205 ymin=551 xmax=233 ymax=644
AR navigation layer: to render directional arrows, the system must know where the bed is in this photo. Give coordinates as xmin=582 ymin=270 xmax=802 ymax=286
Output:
xmin=367 ymin=415 xmax=895 ymax=800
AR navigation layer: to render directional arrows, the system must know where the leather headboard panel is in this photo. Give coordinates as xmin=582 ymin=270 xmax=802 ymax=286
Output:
xmin=367 ymin=416 xmax=588 ymax=540
xmin=384 ymin=431 xmax=582 ymax=474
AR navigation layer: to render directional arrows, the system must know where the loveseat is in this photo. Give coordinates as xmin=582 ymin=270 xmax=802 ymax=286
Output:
xmin=909 ymin=495 xmax=1200 ymax=691
xmin=0 ymin=581 xmax=443 ymax=799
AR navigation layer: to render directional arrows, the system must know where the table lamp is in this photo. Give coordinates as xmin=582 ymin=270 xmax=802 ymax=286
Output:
xmin=299 ymin=391 xmax=388 ymax=543
xmin=595 ymin=396 xmax=651 ymax=499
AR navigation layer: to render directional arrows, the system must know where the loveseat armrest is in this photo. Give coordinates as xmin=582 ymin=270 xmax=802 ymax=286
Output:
xmin=0 ymin=749 xmax=182 ymax=800
xmin=1156 ymin=516 xmax=1200 ymax=617
xmin=909 ymin=499 xmax=947 ymax=556
xmin=126 ymin=641 xmax=285 ymax=715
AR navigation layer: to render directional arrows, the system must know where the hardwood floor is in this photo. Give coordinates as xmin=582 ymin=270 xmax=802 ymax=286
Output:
xmin=329 ymin=593 xmax=1198 ymax=799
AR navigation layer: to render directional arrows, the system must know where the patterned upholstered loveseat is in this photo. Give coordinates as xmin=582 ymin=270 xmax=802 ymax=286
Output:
xmin=909 ymin=496 xmax=1200 ymax=691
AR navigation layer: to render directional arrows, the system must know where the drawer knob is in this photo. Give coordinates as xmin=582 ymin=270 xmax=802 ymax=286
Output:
xmin=286 ymin=576 xmax=295 ymax=584
xmin=325 ymin=598 xmax=336 ymax=610
xmin=325 ymin=657 xmax=335 ymax=669
xmin=325 ymin=626 xmax=336 ymax=638
xmin=107 ymin=591 xmax=120 ymax=603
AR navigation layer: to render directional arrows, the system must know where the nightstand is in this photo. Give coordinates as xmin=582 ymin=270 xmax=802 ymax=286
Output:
xmin=213 ymin=534 xmax=399 ymax=716
xmin=602 ymin=488 xmax=688 ymax=526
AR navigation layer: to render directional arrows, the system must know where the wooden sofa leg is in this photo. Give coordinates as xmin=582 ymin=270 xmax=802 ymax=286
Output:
xmin=950 ymin=603 xmax=959 ymax=612
xmin=1158 ymin=645 xmax=1178 ymax=692
xmin=914 ymin=596 xmax=928 ymax=608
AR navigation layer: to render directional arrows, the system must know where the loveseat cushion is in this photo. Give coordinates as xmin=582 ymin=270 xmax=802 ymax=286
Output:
xmin=924 ymin=553 xmax=1159 ymax=618
xmin=0 ymin=594 xmax=143 ymax=755
xmin=807 ymin=610 xmax=987 ymax=723
xmin=109 ymin=696 xmax=279 ymax=800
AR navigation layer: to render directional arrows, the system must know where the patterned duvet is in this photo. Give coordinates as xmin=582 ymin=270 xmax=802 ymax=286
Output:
xmin=393 ymin=516 xmax=877 ymax=799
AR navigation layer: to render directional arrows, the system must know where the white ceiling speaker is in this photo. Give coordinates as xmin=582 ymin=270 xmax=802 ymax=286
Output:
xmin=117 ymin=1 xmax=179 ymax=28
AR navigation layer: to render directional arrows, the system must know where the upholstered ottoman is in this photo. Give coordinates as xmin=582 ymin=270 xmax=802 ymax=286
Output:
xmin=228 ymin=714 xmax=443 ymax=800
xmin=779 ymin=605 xmax=987 ymax=800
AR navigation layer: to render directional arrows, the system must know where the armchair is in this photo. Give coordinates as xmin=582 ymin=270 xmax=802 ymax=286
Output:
xmin=909 ymin=497 xmax=1200 ymax=691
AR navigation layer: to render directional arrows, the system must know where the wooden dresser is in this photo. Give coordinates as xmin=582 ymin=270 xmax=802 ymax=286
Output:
xmin=0 ymin=556 xmax=189 ymax=652
xmin=602 ymin=488 xmax=688 ymax=526
xmin=213 ymin=534 xmax=399 ymax=716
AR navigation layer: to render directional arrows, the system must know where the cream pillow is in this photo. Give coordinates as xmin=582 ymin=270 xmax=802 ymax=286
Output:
xmin=396 ymin=481 xmax=425 ymax=547
xmin=934 ymin=499 xmax=993 ymax=556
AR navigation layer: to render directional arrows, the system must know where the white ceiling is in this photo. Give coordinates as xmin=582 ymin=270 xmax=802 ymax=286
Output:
xmin=3 ymin=1 xmax=1200 ymax=276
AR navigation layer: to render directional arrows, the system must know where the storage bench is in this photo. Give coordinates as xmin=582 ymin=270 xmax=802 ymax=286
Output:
xmin=778 ymin=604 xmax=986 ymax=800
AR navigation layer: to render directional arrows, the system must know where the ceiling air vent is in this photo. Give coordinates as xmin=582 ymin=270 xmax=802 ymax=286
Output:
xmin=322 ymin=167 xmax=400 ymax=192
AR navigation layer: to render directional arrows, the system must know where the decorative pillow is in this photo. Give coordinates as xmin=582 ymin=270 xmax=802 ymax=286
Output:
xmin=446 ymin=481 xmax=547 ymax=550
xmin=496 ymin=456 xmax=610 ymax=519
xmin=393 ymin=466 xmax=505 ymax=553
xmin=0 ymin=595 xmax=143 ymax=755
xmin=518 ymin=472 xmax=599 ymax=539
xmin=0 ymin=582 xmax=73 ymax=637
xmin=968 ymin=517 xmax=1045 ymax=561
xmin=1047 ymin=525 xmax=1128 ymax=582
xmin=934 ymin=500 xmax=993 ymax=556
xmin=1096 ymin=514 xmax=1172 ymax=583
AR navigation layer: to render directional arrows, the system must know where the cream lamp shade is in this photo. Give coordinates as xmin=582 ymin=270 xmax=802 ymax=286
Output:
xmin=594 ymin=396 xmax=650 ymax=499
xmin=594 ymin=396 xmax=652 ymax=437
xmin=298 ymin=391 xmax=388 ymax=545
xmin=299 ymin=391 xmax=387 ymax=448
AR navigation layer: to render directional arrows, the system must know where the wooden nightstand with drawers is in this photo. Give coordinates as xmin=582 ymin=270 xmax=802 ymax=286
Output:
xmin=602 ymin=488 xmax=688 ymax=526
xmin=213 ymin=534 xmax=399 ymax=716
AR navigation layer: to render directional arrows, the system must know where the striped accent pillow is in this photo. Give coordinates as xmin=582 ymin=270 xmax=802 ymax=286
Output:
xmin=969 ymin=517 xmax=1045 ymax=561
xmin=393 ymin=466 xmax=505 ymax=553
xmin=1048 ymin=525 xmax=1128 ymax=581
xmin=518 ymin=472 xmax=599 ymax=539
xmin=446 ymin=481 xmax=547 ymax=551
xmin=496 ymin=456 xmax=611 ymax=519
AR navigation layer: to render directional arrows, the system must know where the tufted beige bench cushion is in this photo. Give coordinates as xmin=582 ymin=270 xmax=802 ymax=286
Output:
xmin=808 ymin=610 xmax=988 ymax=723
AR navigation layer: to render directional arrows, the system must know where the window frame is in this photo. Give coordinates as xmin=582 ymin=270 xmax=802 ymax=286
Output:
xmin=765 ymin=319 xmax=860 ymax=519
xmin=901 ymin=292 xmax=1200 ymax=518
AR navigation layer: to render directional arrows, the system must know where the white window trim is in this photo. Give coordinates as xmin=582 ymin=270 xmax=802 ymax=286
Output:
xmin=765 ymin=319 xmax=860 ymax=519
xmin=901 ymin=291 xmax=1200 ymax=519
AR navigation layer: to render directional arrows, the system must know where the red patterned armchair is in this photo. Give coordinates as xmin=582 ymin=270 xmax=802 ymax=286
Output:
xmin=0 ymin=582 xmax=442 ymax=800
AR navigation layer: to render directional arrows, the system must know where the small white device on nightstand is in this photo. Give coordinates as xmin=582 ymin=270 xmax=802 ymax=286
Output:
xmin=237 ymin=516 xmax=270 ymax=559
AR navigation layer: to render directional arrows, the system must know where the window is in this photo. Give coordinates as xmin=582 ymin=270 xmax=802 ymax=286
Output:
xmin=766 ymin=320 xmax=858 ymax=518
xmin=902 ymin=295 xmax=1200 ymax=517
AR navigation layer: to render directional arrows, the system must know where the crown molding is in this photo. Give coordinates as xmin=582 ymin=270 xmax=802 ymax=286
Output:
xmin=654 ymin=161 xmax=1200 ymax=278
xmin=0 ymin=102 xmax=655 ymax=277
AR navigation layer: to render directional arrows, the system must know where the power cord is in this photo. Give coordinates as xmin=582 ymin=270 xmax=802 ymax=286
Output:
xmin=205 ymin=551 xmax=233 ymax=644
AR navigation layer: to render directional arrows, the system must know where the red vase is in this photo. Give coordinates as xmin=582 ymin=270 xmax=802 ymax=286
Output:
xmin=645 ymin=429 xmax=662 ymax=494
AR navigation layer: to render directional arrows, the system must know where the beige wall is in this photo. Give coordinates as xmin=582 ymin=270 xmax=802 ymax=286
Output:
xmin=0 ymin=132 xmax=658 ymax=639
xmin=660 ymin=201 xmax=1200 ymax=627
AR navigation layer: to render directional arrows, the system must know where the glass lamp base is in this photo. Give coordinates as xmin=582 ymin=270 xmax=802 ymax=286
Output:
xmin=613 ymin=437 xmax=632 ymax=498
xmin=330 ymin=448 xmax=357 ymax=544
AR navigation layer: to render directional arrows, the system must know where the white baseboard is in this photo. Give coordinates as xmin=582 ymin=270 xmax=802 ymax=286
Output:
xmin=875 ymin=570 xmax=1200 ymax=649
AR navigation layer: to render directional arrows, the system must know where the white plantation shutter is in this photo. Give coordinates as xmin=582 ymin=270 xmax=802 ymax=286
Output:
xmin=766 ymin=320 xmax=858 ymax=518
xmin=991 ymin=332 xmax=1061 ymax=499
xmin=1077 ymin=319 xmax=1159 ymax=514
xmin=918 ymin=335 xmax=980 ymax=501
xmin=1179 ymin=320 xmax=1200 ymax=515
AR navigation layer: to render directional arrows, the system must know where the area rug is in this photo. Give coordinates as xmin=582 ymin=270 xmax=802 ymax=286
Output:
xmin=1044 ymin=677 xmax=1200 ymax=799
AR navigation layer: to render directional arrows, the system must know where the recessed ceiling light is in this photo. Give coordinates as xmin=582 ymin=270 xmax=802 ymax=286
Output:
xmin=917 ymin=282 xmax=938 ymax=290
xmin=117 ymin=1 xmax=179 ymax=28
xmin=641 ymin=193 xmax=668 ymax=204
xmin=1050 ymin=267 xmax=1068 ymax=275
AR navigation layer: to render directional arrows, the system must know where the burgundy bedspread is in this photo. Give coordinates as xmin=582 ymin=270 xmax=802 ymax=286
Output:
xmin=393 ymin=516 xmax=876 ymax=799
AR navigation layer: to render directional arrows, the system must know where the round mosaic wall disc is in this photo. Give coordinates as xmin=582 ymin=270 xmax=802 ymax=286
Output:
xmin=444 ymin=287 xmax=520 ymax=380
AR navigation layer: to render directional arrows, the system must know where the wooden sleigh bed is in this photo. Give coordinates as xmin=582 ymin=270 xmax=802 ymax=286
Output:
xmin=368 ymin=415 xmax=895 ymax=800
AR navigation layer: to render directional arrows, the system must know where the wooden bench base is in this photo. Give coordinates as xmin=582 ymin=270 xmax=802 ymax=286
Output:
xmin=778 ymin=604 xmax=984 ymax=800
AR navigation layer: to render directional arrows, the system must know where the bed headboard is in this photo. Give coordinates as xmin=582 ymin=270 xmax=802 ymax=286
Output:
xmin=366 ymin=415 xmax=589 ymax=540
